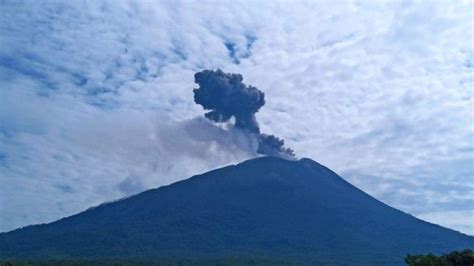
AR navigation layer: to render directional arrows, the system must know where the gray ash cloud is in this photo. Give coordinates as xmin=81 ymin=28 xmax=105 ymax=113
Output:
xmin=193 ymin=69 xmax=295 ymax=159
xmin=257 ymin=134 xmax=295 ymax=159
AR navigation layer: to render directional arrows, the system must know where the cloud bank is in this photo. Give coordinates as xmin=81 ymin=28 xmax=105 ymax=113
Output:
xmin=0 ymin=1 xmax=473 ymax=234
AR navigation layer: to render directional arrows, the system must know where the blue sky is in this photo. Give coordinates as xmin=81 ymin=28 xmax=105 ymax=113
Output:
xmin=0 ymin=0 xmax=473 ymax=235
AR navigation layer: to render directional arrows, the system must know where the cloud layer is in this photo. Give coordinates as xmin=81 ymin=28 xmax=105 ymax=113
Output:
xmin=1 ymin=1 xmax=473 ymax=234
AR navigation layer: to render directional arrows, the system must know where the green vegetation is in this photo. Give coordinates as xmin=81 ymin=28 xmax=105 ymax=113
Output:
xmin=405 ymin=249 xmax=473 ymax=266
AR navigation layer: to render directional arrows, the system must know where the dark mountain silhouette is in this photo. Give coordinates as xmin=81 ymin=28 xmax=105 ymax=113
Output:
xmin=1 ymin=157 xmax=473 ymax=265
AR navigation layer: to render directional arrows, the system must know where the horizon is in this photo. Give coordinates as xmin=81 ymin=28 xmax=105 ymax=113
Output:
xmin=1 ymin=0 xmax=473 ymax=239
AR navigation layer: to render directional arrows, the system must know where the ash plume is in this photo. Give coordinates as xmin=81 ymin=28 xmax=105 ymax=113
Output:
xmin=193 ymin=69 xmax=264 ymax=133
xmin=257 ymin=134 xmax=295 ymax=159
xmin=193 ymin=69 xmax=295 ymax=159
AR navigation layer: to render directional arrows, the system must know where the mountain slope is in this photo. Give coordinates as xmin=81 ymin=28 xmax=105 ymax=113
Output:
xmin=1 ymin=157 xmax=473 ymax=265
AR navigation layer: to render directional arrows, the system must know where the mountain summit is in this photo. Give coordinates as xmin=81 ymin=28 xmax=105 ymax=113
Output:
xmin=1 ymin=157 xmax=472 ymax=264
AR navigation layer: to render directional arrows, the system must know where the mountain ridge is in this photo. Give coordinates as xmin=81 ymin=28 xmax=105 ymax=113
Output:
xmin=1 ymin=156 xmax=472 ymax=265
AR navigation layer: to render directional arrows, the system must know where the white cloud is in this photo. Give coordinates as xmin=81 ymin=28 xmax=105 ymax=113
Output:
xmin=1 ymin=0 xmax=473 ymax=234
xmin=417 ymin=210 xmax=474 ymax=236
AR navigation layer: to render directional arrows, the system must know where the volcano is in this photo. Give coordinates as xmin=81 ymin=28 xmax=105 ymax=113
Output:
xmin=1 ymin=157 xmax=472 ymax=265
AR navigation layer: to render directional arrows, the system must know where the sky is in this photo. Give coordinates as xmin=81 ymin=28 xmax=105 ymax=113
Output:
xmin=0 ymin=0 xmax=473 ymax=235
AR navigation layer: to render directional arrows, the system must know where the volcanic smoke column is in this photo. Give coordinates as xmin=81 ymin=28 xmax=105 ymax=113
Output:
xmin=193 ymin=69 xmax=295 ymax=159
